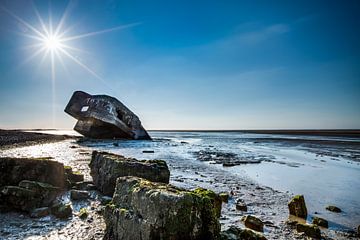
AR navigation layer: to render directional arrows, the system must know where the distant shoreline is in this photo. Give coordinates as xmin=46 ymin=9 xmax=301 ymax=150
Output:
xmin=2 ymin=128 xmax=360 ymax=138
xmin=149 ymin=129 xmax=360 ymax=138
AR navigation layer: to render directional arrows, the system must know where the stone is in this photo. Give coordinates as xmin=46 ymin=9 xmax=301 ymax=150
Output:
xmin=64 ymin=91 xmax=151 ymax=140
xmin=296 ymin=223 xmax=321 ymax=238
xmin=220 ymin=226 xmax=267 ymax=240
xmin=103 ymin=176 xmax=222 ymax=240
xmin=219 ymin=192 xmax=229 ymax=203
xmin=326 ymin=205 xmax=341 ymax=213
xmin=51 ymin=203 xmax=72 ymax=219
xmin=0 ymin=157 xmax=66 ymax=188
xmin=70 ymin=190 xmax=89 ymax=200
xmin=288 ymin=195 xmax=307 ymax=219
xmin=0 ymin=181 xmax=59 ymax=212
xmin=235 ymin=199 xmax=247 ymax=211
xmin=142 ymin=150 xmax=154 ymax=153
xmin=68 ymin=171 xmax=84 ymax=183
xmin=30 ymin=207 xmax=50 ymax=218
xmin=89 ymin=151 xmax=170 ymax=196
xmin=242 ymin=215 xmax=264 ymax=232
xmin=312 ymin=216 xmax=328 ymax=228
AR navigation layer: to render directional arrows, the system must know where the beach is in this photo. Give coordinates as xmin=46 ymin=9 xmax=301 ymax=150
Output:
xmin=0 ymin=129 xmax=359 ymax=239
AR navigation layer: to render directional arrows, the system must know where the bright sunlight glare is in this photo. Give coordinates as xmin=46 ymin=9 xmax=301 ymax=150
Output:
xmin=43 ymin=35 xmax=62 ymax=51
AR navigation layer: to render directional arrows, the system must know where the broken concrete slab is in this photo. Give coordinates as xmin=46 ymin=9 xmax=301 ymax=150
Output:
xmin=64 ymin=91 xmax=151 ymax=140
xmin=90 ymin=151 xmax=170 ymax=196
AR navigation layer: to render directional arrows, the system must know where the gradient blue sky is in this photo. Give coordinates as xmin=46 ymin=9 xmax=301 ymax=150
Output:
xmin=0 ymin=0 xmax=359 ymax=130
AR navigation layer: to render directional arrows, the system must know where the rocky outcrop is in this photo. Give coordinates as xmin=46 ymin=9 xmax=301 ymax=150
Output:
xmin=220 ymin=226 xmax=267 ymax=240
xmin=104 ymin=176 xmax=222 ymax=240
xmin=90 ymin=151 xmax=170 ymax=196
xmin=64 ymin=91 xmax=151 ymax=139
xmin=288 ymin=195 xmax=307 ymax=219
xmin=0 ymin=157 xmax=66 ymax=188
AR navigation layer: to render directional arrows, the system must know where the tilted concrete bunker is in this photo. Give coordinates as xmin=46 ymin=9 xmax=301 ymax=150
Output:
xmin=64 ymin=91 xmax=151 ymax=140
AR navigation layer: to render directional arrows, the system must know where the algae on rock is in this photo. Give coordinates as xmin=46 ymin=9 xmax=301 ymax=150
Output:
xmin=104 ymin=176 xmax=222 ymax=240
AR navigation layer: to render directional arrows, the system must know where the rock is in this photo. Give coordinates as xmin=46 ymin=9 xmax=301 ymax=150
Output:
xmin=70 ymin=190 xmax=89 ymax=200
xmin=68 ymin=171 xmax=84 ymax=183
xmin=296 ymin=223 xmax=321 ymax=238
xmin=103 ymin=176 xmax=222 ymax=240
xmin=51 ymin=203 xmax=72 ymax=219
xmin=1 ymin=181 xmax=59 ymax=212
xmin=235 ymin=199 xmax=247 ymax=211
xmin=64 ymin=90 xmax=151 ymax=139
xmin=0 ymin=157 xmax=66 ymax=188
xmin=30 ymin=207 xmax=50 ymax=218
xmin=242 ymin=215 xmax=264 ymax=232
xmin=220 ymin=226 xmax=267 ymax=240
xmin=142 ymin=150 xmax=154 ymax=153
xmin=79 ymin=208 xmax=88 ymax=219
xmin=312 ymin=216 xmax=328 ymax=228
xmin=219 ymin=192 xmax=229 ymax=203
xmin=288 ymin=195 xmax=307 ymax=219
xmin=326 ymin=205 xmax=341 ymax=213
xmin=99 ymin=196 xmax=112 ymax=205
xmin=89 ymin=151 xmax=170 ymax=196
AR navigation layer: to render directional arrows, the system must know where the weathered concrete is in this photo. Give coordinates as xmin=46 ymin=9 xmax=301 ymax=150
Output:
xmin=104 ymin=176 xmax=222 ymax=240
xmin=89 ymin=151 xmax=170 ymax=196
xmin=64 ymin=91 xmax=151 ymax=139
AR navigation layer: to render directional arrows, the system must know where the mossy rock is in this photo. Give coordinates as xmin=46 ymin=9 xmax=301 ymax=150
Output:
xmin=104 ymin=176 xmax=221 ymax=240
xmin=312 ymin=216 xmax=328 ymax=228
xmin=242 ymin=215 xmax=264 ymax=232
xmin=51 ymin=203 xmax=72 ymax=219
xmin=326 ymin=205 xmax=341 ymax=213
xmin=296 ymin=223 xmax=321 ymax=238
xmin=288 ymin=195 xmax=307 ymax=219
xmin=220 ymin=226 xmax=267 ymax=240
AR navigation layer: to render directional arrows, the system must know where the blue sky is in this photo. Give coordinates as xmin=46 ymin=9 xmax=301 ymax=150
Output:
xmin=0 ymin=0 xmax=359 ymax=129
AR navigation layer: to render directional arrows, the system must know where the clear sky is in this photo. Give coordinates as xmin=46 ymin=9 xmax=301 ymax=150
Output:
xmin=0 ymin=0 xmax=359 ymax=130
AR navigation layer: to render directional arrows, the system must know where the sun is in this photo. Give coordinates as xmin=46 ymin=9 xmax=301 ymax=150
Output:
xmin=1 ymin=2 xmax=140 ymax=126
xmin=43 ymin=35 xmax=62 ymax=51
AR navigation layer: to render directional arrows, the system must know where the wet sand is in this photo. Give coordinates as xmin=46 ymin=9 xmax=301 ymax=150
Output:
xmin=0 ymin=131 xmax=358 ymax=239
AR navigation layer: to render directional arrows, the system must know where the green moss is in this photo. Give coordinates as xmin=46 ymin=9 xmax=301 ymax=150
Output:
xmin=79 ymin=208 xmax=88 ymax=219
xmin=72 ymin=171 xmax=82 ymax=175
xmin=64 ymin=165 xmax=72 ymax=170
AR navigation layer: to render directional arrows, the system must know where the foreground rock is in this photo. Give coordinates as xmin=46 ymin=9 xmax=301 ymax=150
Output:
xmin=296 ymin=223 xmax=321 ymax=238
xmin=104 ymin=176 xmax=222 ymax=240
xmin=90 ymin=151 xmax=170 ymax=196
xmin=288 ymin=195 xmax=307 ymax=219
xmin=64 ymin=90 xmax=151 ymax=139
xmin=220 ymin=226 xmax=267 ymax=240
xmin=0 ymin=157 xmax=66 ymax=188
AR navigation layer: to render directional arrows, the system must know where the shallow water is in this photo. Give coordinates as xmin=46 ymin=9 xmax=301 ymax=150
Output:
xmin=3 ymin=130 xmax=360 ymax=232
